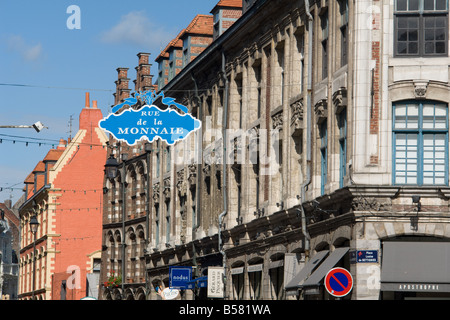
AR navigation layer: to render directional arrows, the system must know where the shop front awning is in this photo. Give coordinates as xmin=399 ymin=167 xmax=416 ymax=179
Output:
xmin=284 ymin=250 xmax=329 ymax=293
xmin=381 ymin=241 xmax=450 ymax=292
xmin=301 ymin=247 xmax=350 ymax=293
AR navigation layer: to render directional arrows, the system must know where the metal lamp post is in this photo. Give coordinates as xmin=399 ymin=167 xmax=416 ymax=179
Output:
xmin=104 ymin=153 xmax=127 ymax=297
xmin=29 ymin=214 xmax=39 ymax=300
xmin=144 ymin=142 xmax=151 ymax=298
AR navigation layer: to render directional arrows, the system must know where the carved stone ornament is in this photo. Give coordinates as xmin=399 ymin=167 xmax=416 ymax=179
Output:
xmin=188 ymin=164 xmax=197 ymax=186
xmin=332 ymin=88 xmax=347 ymax=114
xmin=413 ymin=80 xmax=428 ymax=99
xmin=314 ymin=99 xmax=328 ymax=124
xmin=249 ymin=126 xmax=259 ymax=140
xmin=202 ymin=164 xmax=211 ymax=179
xmin=351 ymin=196 xmax=391 ymax=212
xmin=152 ymin=183 xmax=160 ymax=204
xmin=290 ymin=98 xmax=304 ymax=130
xmin=247 ymin=126 xmax=260 ymax=152
xmin=176 ymin=169 xmax=186 ymax=196
xmin=272 ymin=112 xmax=283 ymax=130
xmin=203 ymin=149 xmax=213 ymax=167
xmin=233 ymin=136 xmax=242 ymax=163
xmin=163 ymin=178 xmax=171 ymax=199
xmin=211 ymin=139 xmax=223 ymax=163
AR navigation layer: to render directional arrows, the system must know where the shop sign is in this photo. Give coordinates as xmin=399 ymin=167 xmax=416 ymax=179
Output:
xmin=169 ymin=266 xmax=192 ymax=289
xmin=231 ymin=267 xmax=244 ymax=275
xmin=207 ymin=267 xmax=224 ymax=298
xmin=160 ymin=287 xmax=180 ymax=300
xmin=398 ymin=284 xmax=440 ymax=291
xmin=248 ymin=264 xmax=263 ymax=272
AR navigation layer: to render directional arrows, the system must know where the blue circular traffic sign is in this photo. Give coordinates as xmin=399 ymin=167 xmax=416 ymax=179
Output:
xmin=324 ymin=267 xmax=353 ymax=297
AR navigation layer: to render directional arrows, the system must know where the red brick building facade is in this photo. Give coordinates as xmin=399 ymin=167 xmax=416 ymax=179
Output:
xmin=18 ymin=94 xmax=107 ymax=300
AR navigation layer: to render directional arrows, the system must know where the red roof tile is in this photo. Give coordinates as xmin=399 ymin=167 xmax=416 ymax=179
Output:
xmin=24 ymin=173 xmax=34 ymax=184
xmin=43 ymin=149 xmax=64 ymax=162
xmin=211 ymin=0 xmax=243 ymax=11
xmin=155 ymin=29 xmax=185 ymax=61
xmin=183 ymin=14 xmax=214 ymax=36
xmin=32 ymin=161 xmax=45 ymax=173
xmin=156 ymin=14 xmax=213 ymax=62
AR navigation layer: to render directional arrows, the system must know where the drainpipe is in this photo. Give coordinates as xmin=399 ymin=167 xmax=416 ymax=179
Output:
xmin=191 ymin=73 xmax=202 ymax=281
xmin=145 ymin=145 xmax=151 ymax=297
xmin=120 ymin=158 xmax=127 ymax=295
xmin=218 ymin=50 xmax=229 ymax=299
xmin=298 ymin=0 xmax=314 ymax=259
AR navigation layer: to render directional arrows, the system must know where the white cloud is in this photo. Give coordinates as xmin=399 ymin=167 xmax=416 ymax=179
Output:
xmin=100 ymin=11 xmax=174 ymax=48
xmin=7 ymin=35 xmax=43 ymax=62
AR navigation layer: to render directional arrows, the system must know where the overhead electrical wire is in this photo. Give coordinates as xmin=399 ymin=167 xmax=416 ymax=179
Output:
xmin=0 ymin=82 xmax=113 ymax=92
xmin=0 ymin=133 xmax=107 ymax=148
xmin=0 ymin=81 xmax=304 ymax=94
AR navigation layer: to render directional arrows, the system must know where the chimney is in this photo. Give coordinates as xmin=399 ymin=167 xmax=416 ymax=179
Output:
xmin=57 ymin=139 xmax=67 ymax=150
xmin=79 ymin=93 xmax=103 ymax=130
xmin=137 ymin=52 xmax=150 ymax=65
xmin=135 ymin=53 xmax=153 ymax=92
xmin=85 ymin=92 xmax=90 ymax=108
xmin=115 ymin=67 xmax=130 ymax=104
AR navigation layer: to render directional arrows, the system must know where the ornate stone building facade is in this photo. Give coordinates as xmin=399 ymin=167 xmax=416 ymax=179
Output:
xmin=101 ymin=0 xmax=450 ymax=300
xmin=0 ymin=200 xmax=20 ymax=300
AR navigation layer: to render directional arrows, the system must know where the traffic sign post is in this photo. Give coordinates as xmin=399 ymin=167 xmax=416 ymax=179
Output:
xmin=324 ymin=267 xmax=353 ymax=298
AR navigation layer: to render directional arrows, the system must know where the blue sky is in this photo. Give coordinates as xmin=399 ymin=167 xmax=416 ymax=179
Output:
xmin=0 ymin=0 xmax=215 ymax=204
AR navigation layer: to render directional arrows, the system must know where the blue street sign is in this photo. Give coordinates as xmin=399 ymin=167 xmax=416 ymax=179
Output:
xmin=350 ymin=250 xmax=379 ymax=263
xmin=99 ymin=90 xmax=201 ymax=146
xmin=169 ymin=267 xmax=192 ymax=289
xmin=356 ymin=250 xmax=378 ymax=263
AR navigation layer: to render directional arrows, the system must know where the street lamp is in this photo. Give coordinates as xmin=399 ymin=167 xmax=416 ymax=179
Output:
xmin=29 ymin=214 xmax=39 ymax=300
xmin=104 ymin=154 xmax=119 ymax=179
xmin=30 ymin=215 xmax=39 ymax=233
xmin=104 ymin=153 xmax=127 ymax=297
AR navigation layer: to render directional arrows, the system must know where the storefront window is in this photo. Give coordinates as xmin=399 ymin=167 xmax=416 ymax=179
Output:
xmin=248 ymin=263 xmax=263 ymax=300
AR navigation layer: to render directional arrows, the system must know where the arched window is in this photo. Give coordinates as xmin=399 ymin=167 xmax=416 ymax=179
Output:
xmin=248 ymin=258 xmax=263 ymax=300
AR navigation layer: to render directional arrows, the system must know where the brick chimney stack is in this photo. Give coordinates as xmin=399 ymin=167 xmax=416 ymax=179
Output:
xmin=114 ymin=67 xmax=131 ymax=105
xmin=57 ymin=138 xmax=67 ymax=150
xmin=85 ymin=92 xmax=90 ymax=108
xmin=134 ymin=52 xmax=155 ymax=92
xmin=80 ymin=92 xmax=103 ymax=130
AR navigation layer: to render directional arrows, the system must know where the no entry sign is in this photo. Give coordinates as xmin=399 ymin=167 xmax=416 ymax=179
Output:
xmin=324 ymin=267 xmax=353 ymax=298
